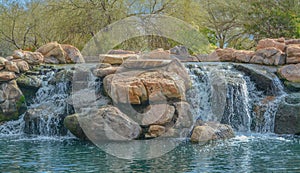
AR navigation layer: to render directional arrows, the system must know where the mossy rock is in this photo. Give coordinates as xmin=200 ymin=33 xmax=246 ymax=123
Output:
xmin=64 ymin=114 xmax=88 ymax=140
xmin=284 ymin=81 xmax=300 ymax=92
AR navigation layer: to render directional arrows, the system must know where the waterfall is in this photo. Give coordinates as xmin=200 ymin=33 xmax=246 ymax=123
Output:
xmin=23 ymin=68 xmax=72 ymax=136
xmin=186 ymin=63 xmax=252 ymax=132
xmin=257 ymin=76 xmax=286 ymax=133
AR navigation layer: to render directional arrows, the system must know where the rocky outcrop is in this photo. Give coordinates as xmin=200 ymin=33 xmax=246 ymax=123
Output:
xmin=190 ymin=121 xmax=234 ymax=143
xmin=103 ymin=60 xmax=189 ymax=105
xmin=36 ymin=42 xmax=85 ymax=64
xmin=275 ymin=93 xmax=300 ymax=134
xmin=0 ymin=80 xmax=26 ymax=122
xmin=12 ymin=50 xmax=44 ymax=65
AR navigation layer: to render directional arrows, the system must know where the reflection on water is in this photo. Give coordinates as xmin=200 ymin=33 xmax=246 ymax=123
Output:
xmin=1 ymin=134 xmax=300 ymax=172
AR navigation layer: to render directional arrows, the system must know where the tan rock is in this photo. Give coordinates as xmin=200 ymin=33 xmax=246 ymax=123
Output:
xmin=36 ymin=42 xmax=66 ymax=64
xmin=250 ymin=47 xmax=285 ymax=65
xmin=146 ymin=125 xmax=166 ymax=138
xmin=173 ymin=102 xmax=193 ymax=128
xmin=23 ymin=51 xmax=44 ymax=65
xmin=12 ymin=50 xmax=24 ymax=59
xmin=285 ymin=39 xmax=300 ymax=45
xmin=278 ymin=64 xmax=300 ymax=83
xmin=77 ymin=106 xmax=142 ymax=140
xmin=257 ymin=38 xmax=286 ymax=52
xmin=215 ymin=48 xmax=236 ymax=62
xmin=99 ymin=54 xmax=138 ymax=65
xmin=190 ymin=122 xmax=234 ymax=143
xmin=108 ymin=49 xmax=136 ymax=54
xmin=0 ymin=57 xmax=8 ymax=65
xmin=140 ymin=49 xmax=170 ymax=59
xmin=286 ymin=44 xmax=300 ymax=64
xmin=13 ymin=59 xmax=29 ymax=72
xmin=5 ymin=61 xmax=19 ymax=73
xmin=92 ymin=66 xmax=118 ymax=78
xmin=142 ymin=104 xmax=175 ymax=125
xmin=44 ymin=56 xmax=60 ymax=64
xmin=234 ymin=50 xmax=255 ymax=63
xmin=0 ymin=71 xmax=16 ymax=82
xmin=61 ymin=44 xmax=85 ymax=63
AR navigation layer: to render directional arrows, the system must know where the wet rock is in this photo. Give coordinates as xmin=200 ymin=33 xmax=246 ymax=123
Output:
xmin=286 ymin=44 xmax=300 ymax=64
xmin=234 ymin=64 xmax=277 ymax=95
xmin=0 ymin=80 xmax=26 ymax=122
xmin=191 ymin=121 xmax=234 ymax=143
xmin=257 ymin=38 xmax=286 ymax=52
xmin=64 ymin=114 xmax=88 ymax=140
xmin=75 ymin=106 xmax=142 ymax=140
xmin=275 ymin=93 xmax=300 ymax=134
xmin=278 ymin=63 xmax=300 ymax=83
xmin=173 ymin=102 xmax=193 ymax=128
xmin=16 ymin=74 xmax=42 ymax=89
xmin=145 ymin=125 xmax=166 ymax=138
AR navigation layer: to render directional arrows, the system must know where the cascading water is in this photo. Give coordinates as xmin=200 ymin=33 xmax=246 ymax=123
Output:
xmin=186 ymin=62 xmax=287 ymax=134
xmin=186 ymin=63 xmax=252 ymax=132
xmin=23 ymin=69 xmax=71 ymax=136
xmin=0 ymin=66 xmax=73 ymax=137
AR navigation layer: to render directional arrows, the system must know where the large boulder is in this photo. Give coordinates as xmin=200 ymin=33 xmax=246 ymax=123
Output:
xmin=61 ymin=44 xmax=85 ymax=63
xmin=0 ymin=80 xmax=26 ymax=122
xmin=36 ymin=42 xmax=66 ymax=64
xmin=286 ymin=44 xmax=300 ymax=64
xmin=104 ymin=70 xmax=186 ymax=104
xmin=278 ymin=63 xmax=300 ymax=83
xmin=256 ymin=38 xmax=286 ymax=52
xmin=71 ymin=106 xmax=142 ymax=140
xmin=275 ymin=93 xmax=300 ymax=134
xmin=190 ymin=121 xmax=234 ymax=143
xmin=250 ymin=47 xmax=285 ymax=65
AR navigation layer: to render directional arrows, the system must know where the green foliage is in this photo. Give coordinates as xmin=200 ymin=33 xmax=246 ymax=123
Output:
xmin=0 ymin=0 xmax=299 ymax=56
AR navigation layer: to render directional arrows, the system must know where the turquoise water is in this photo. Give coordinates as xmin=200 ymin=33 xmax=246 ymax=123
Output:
xmin=1 ymin=133 xmax=300 ymax=172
